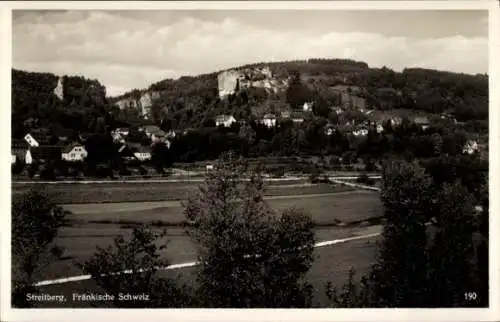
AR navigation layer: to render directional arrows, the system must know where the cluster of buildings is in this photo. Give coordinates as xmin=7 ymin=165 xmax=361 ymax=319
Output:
xmin=11 ymin=125 xmax=175 ymax=166
xmin=212 ymin=107 xmax=480 ymax=155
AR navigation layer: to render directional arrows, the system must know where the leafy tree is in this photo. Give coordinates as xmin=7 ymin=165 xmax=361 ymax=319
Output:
xmin=475 ymin=183 xmax=489 ymax=307
xmin=426 ymin=182 xmax=477 ymax=307
xmin=183 ymin=155 xmax=315 ymax=307
xmin=11 ymin=159 xmax=24 ymax=175
xmin=80 ymin=225 xmax=194 ymax=308
xmin=11 ymin=187 xmax=67 ymax=307
xmin=368 ymin=160 xmax=433 ymax=307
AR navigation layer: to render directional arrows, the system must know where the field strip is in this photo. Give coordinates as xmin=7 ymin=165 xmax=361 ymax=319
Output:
xmin=33 ymin=232 xmax=381 ymax=287
xmin=329 ymin=179 xmax=381 ymax=191
xmin=13 ymin=176 xmax=382 ymax=185
xmin=62 ymin=190 xmax=376 ymax=213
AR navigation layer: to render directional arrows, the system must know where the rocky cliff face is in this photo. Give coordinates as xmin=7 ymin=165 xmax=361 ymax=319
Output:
xmin=114 ymin=90 xmax=162 ymax=119
xmin=217 ymin=66 xmax=288 ymax=99
xmin=217 ymin=70 xmax=241 ymax=98
xmin=53 ymin=77 xmax=64 ymax=100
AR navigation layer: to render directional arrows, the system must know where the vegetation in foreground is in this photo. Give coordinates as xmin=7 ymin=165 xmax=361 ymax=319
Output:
xmin=12 ymin=153 xmax=488 ymax=308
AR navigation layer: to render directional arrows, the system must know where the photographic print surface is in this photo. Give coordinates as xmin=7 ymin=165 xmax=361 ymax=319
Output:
xmin=6 ymin=3 xmax=492 ymax=315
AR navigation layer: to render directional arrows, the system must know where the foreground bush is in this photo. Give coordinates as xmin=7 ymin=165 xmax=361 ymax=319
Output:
xmin=11 ymin=187 xmax=67 ymax=307
xmin=184 ymin=154 xmax=315 ymax=308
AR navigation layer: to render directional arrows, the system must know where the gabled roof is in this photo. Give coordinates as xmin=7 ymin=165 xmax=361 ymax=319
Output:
xmin=414 ymin=116 xmax=430 ymax=124
xmin=134 ymin=145 xmax=152 ymax=154
xmin=142 ymin=125 xmax=160 ymax=132
xmin=329 ymin=84 xmax=363 ymax=93
xmin=215 ymin=115 xmax=235 ymax=122
xmin=280 ymin=111 xmax=291 ymax=118
xmin=263 ymin=113 xmax=277 ymax=119
xmin=290 ymin=111 xmax=307 ymax=119
xmin=62 ymin=143 xmax=85 ymax=153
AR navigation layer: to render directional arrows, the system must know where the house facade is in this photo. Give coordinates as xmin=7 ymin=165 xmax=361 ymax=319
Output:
xmin=215 ymin=115 xmax=237 ymax=127
xmin=390 ymin=116 xmax=403 ymax=126
xmin=140 ymin=125 xmax=161 ymax=138
xmin=61 ymin=144 xmax=88 ymax=162
xmin=261 ymin=114 xmax=277 ymax=128
xmin=414 ymin=116 xmax=430 ymax=130
xmin=114 ymin=127 xmax=130 ymax=136
xmin=302 ymin=102 xmax=314 ymax=112
xmin=463 ymin=140 xmax=479 ymax=155
xmin=12 ymin=142 xmax=29 ymax=165
xmin=133 ymin=147 xmax=152 ymax=161
xmin=324 ymin=124 xmax=336 ymax=136
xmin=352 ymin=128 xmax=368 ymax=137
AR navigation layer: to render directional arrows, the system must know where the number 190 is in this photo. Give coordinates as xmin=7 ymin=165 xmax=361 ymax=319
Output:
xmin=464 ymin=292 xmax=477 ymax=301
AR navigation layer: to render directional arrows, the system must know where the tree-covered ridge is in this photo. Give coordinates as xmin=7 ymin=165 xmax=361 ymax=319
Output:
xmin=12 ymin=68 xmax=117 ymax=139
xmin=12 ymin=58 xmax=488 ymax=140
xmin=109 ymin=58 xmax=488 ymax=125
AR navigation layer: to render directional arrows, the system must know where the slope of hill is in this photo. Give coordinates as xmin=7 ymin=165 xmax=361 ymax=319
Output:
xmin=12 ymin=58 xmax=489 ymax=139
xmin=12 ymin=69 xmax=120 ymax=139
xmin=108 ymin=59 xmax=488 ymax=130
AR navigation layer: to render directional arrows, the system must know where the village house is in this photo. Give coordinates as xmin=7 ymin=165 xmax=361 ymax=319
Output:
xmin=111 ymin=131 xmax=126 ymax=144
xmin=290 ymin=111 xmax=305 ymax=123
xmin=324 ymin=123 xmax=336 ymax=136
xmin=414 ymin=116 xmax=431 ymax=130
xmin=352 ymin=128 xmax=369 ymax=137
xmin=114 ymin=127 xmax=130 ymax=136
xmin=24 ymin=133 xmax=41 ymax=148
xmin=61 ymin=144 xmax=88 ymax=162
xmin=280 ymin=111 xmax=291 ymax=119
xmin=140 ymin=125 xmax=162 ymax=138
xmin=333 ymin=106 xmax=344 ymax=115
xmin=261 ymin=114 xmax=277 ymax=128
xmin=390 ymin=116 xmax=403 ymax=126
xmin=166 ymin=130 xmax=176 ymax=139
xmin=25 ymin=145 xmax=63 ymax=165
xmin=463 ymin=140 xmax=479 ymax=155
xmin=440 ymin=113 xmax=457 ymax=124
xmin=129 ymin=143 xmax=152 ymax=161
xmin=302 ymin=102 xmax=314 ymax=112
xmin=11 ymin=141 xmax=29 ymax=165
xmin=150 ymin=129 xmax=167 ymax=143
xmin=215 ymin=115 xmax=237 ymax=127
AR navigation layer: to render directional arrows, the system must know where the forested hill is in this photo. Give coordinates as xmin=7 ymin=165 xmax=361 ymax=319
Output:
xmin=12 ymin=58 xmax=488 ymax=139
xmin=110 ymin=58 xmax=489 ymax=129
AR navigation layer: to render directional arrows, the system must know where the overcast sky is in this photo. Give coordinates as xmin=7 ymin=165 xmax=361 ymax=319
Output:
xmin=12 ymin=10 xmax=488 ymax=96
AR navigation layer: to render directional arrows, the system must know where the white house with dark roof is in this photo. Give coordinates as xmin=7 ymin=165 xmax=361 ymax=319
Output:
xmin=61 ymin=144 xmax=88 ymax=162
xmin=261 ymin=114 xmax=277 ymax=128
xmin=463 ymin=140 xmax=479 ymax=155
xmin=302 ymin=102 xmax=314 ymax=112
xmin=324 ymin=123 xmax=336 ymax=136
xmin=215 ymin=115 xmax=237 ymax=127
xmin=132 ymin=145 xmax=152 ymax=161
xmin=414 ymin=116 xmax=430 ymax=130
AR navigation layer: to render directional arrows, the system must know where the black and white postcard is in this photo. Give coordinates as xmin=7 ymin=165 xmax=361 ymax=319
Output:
xmin=1 ymin=1 xmax=499 ymax=322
